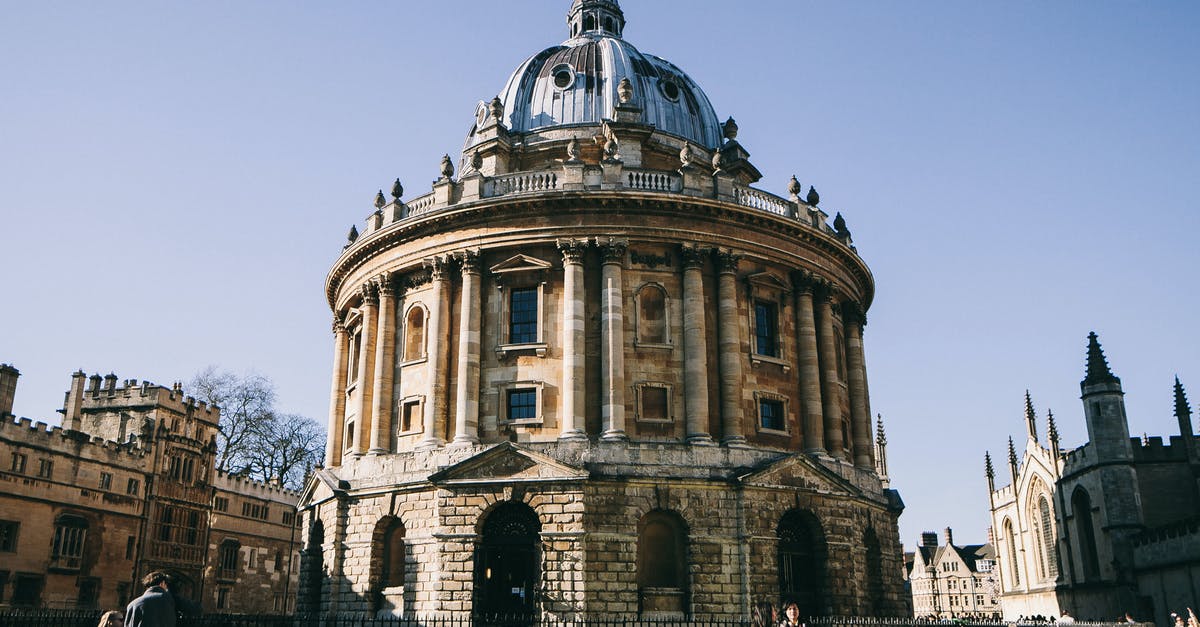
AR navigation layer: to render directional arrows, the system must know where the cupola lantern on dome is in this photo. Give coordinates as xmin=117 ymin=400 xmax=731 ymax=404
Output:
xmin=568 ymin=0 xmax=625 ymax=39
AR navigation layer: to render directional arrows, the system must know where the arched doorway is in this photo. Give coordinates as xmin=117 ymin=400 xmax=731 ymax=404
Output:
xmin=473 ymin=502 xmax=541 ymax=618
xmin=777 ymin=509 xmax=826 ymax=617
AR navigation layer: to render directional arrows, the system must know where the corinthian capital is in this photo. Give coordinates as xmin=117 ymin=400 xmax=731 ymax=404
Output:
xmin=374 ymin=272 xmax=395 ymax=299
xmin=713 ymin=248 xmax=742 ymax=274
xmin=679 ymin=244 xmax=708 ymax=270
xmin=425 ymin=255 xmax=454 ymax=281
xmin=360 ymin=281 xmax=379 ymax=305
xmin=596 ymin=237 xmax=628 ymax=265
xmin=458 ymin=249 xmax=483 ymax=275
xmin=557 ymin=238 xmax=588 ymax=265
xmin=332 ymin=318 xmax=347 ymax=336
xmin=841 ymin=301 xmax=866 ymax=327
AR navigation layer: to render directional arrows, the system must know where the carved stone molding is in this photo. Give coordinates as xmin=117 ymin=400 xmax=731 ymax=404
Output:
xmin=374 ymin=271 xmax=396 ymax=299
xmin=557 ymin=238 xmax=589 ymax=265
xmin=401 ymin=269 xmax=432 ymax=291
xmin=679 ymin=244 xmax=707 ymax=270
xmin=360 ymin=281 xmax=380 ymax=305
xmin=596 ymin=237 xmax=628 ymax=265
xmin=790 ymin=270 xmax=817 ymax=295
xmin=713 ymin=248 xmax=742 ymax=274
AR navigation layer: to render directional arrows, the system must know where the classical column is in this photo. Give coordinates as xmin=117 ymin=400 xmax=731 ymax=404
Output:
xmin=369 ymin=274 xmax=396 ymax=454
xmin=792 ymin=272 xmax=825 ymax=454
xmin=844 ymin=302 xmax=874 ymax=469
xmin=681 ymin=245 xmax=713 ymax=445
xmin=715 ymin=249 xmax=746 ymax=445
xmin=325 ymin=318 xmax=349 ymax=467
xmin=816 ymin=285 xmax=845 ymax=458
xmin=419 ymin=257 xmax=451 ymax=450
xmin=451 ymin=251 xmax=482 ymax=447
xmin=599 ymin=238 xmax=628 ymax=441
xmin=558 ymin=239 xmax=588 ymax=440
xmin=353 ymin=282 xmax=379 ymax=456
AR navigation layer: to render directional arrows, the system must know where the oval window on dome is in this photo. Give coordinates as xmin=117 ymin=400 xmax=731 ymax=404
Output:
xmin=659 ymin=79 xmax=681 ymax=102
xmin=552 ymin=64 xmax=575 ymax=90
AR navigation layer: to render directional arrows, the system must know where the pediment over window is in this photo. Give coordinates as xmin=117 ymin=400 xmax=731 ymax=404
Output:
xmin=490 ymin=254 xmax=554 ymax=276
xmin=429 ymin=442 xmax=588 ymax=486
xmin=746 ymin=271 xmax=791 ymax=294
xmin=738 ymin=454 xmax=862 ymax=497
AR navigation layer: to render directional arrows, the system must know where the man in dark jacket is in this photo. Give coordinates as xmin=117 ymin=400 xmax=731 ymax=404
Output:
xmin=125 ymin=571 xmax=200 ymax=627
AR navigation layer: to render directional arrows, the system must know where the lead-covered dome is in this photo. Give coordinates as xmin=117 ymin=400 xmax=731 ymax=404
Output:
xmin=467 ymin=0 xmax=723 ymax=152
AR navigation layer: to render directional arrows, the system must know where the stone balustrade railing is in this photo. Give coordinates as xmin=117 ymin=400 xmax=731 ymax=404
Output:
xmin=358 ymin=166 xmax=843 ymax=244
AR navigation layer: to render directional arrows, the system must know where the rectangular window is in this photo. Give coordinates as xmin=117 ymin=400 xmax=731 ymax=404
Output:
xmin=11 ymin=452 xmax=26 ymax=473
xmin=507 ymin=388 xmax=537 ymax=421
xmin=52 ymin=521 xmax=87 ymax=569
xmin=754 ymin=301 xmax=779 ymax=357
xmin=99 ymin=473 xmax=113 ymax=490
xmin=217 ymin=587 xmax=229 ymax=609
xmin=12 ymin=574 xmax=43 ymax=607
xmin=282 ymin=511 xmax=295 ymax=526
xmin=401 ymin=399 xmax=420 ymax=433
xmin=126 ymin=536 xmax=136 ymax=560
xmin=639 ymin=386 xmax=669 ymax=422
xmin=77 ymin=577 xmax=99 ymax=608
xmin=760 ymin=399 xmax=785 ymax=431
xmin=37 ymin=459 xmax=52 ymax=479
xmin=127 ymin=478 xmax=140 ymax=496
xmin=0 ymin=520 xmax=18 ymax=552
xmin=214 ymin=496 xmax=229 ymax=512
xmin=509 ymin=287 xmax=538 ymax=344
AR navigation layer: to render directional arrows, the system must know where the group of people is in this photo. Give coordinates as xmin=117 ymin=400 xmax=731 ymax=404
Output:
xmin=94 ymin=571 xmax=201 ymax=627
xmin=753 ymin=600 xmax=807 ymax=627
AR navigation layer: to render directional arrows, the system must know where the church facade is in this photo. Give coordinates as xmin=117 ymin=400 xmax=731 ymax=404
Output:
xmin=298 ymin=1 xmax=905 ymax=619
xmin=988 ymin=333 xmax=1200 ymax=625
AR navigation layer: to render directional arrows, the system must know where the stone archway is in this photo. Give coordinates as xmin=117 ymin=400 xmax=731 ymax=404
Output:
xmin=777 ymin=509 xmax=827 ymax=617
xmin=473 ymin=501 xmax=541 ymax=619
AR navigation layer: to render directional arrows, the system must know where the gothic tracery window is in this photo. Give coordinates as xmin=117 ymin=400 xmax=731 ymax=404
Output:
xmin=1003 ymin=518 xmax=1020 ymax=587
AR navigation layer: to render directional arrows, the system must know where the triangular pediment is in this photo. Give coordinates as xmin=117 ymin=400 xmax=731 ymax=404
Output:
xmin=738 ymin=453 xmax=863 ymax=497
xmin=429 ymin=442 xmax=588 ymax=486
xmin=298 ymin=468 xmax=348 ymax=507
xmin=490 ymin=254 xmax=553 ymax=275
xmin=746 ymin=271 xmax=791 ymax=293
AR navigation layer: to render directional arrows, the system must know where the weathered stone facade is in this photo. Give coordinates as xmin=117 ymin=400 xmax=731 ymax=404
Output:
xmin=299 ymin=0 xmax=904 ymax=619
xmin=0 ymin=365 xmax=299 ymax=613
xmin=988 ymin=334 xmax=1200 ymax=625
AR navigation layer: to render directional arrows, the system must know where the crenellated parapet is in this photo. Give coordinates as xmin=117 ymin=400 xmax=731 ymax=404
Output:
xmin=214 ymin=469 xmax=302 ymax=502
xmin=1 ymin=414 xmax=149 ymax=464
xmin=1131 ymin=435 xmax=1193 ymax=462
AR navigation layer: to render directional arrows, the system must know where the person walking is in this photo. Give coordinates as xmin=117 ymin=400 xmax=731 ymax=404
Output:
xmin=124 ymin=572 xmax=200 ymax=627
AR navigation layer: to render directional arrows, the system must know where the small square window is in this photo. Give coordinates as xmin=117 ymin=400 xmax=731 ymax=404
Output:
xmin=99 ymin=473 xmax=113 ymax=490
xmin=759 ymin=399 xmax=785 ymax=432
xmin=400 ymin=398 xmax=422 ymax=434
xmin=11 ymin=452 xmax=26 ymax=474
xmin=507 ymin=389 xmax=537 ymax=421
xmin=214 ymin=496 xmax=229 ymax=512
xmin=127 ymin=478 xmax=140 ymax=496
xmin=635 ymin=383 xmax=673 ymax=423
xmin=37 ymin=459 xmax=53 ymax=479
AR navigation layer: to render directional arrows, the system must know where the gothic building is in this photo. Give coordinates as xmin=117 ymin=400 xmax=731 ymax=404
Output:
xmin=988 ymin=333 xmax=1200 ymax=625
xmin=299 ymin=1 xmax=904 ymax=619
xmin=0 ymin=365 xmax=300 ymax=613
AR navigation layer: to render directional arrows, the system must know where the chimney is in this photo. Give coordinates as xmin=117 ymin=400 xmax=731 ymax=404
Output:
xmin=61 ymin=370 xmax=87 ymax=431
xmin=0 ymin=364 xmax=19 ymax=416
xmin=103 ymin=373 xmax=118 ymax=395
xmin=944 ymin=527 xmax=954 ymax=547
xmin=921 ymin=531 xmax=938 ymax=548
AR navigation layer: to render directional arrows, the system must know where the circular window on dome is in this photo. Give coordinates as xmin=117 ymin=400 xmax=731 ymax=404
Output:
xmin=551 ymin=64 xmax=575 ymax=90
xmin=659 ymin=79 xmax=681 ymax=102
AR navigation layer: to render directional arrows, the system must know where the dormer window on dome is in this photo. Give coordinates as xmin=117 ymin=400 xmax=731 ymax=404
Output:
xmin=568 ymin=0 xmax=625 ymax=39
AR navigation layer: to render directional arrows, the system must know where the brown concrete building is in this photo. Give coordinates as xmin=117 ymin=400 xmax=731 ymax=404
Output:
xmin=299 ymin=0 xmax=905 ymax=620
xmin=988 ymin=333 xmax=1200 ymax=625
xmin=0 ymin=365 xmax=299 ymax=613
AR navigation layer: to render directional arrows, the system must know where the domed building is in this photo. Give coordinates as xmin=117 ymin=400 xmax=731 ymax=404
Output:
xmin=298 ymin=0 xmax=905 ymax=619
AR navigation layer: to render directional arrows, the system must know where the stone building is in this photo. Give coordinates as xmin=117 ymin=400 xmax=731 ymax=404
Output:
xmin=907 ymin=529 xmax=999 ymax=619
xmin=0 ymin=365 xmax=300 ymax=613
xmin=299 ymin=0 xmax=904 ymax=620
xmin=987 ymin=333 xmax=1200 ymax=625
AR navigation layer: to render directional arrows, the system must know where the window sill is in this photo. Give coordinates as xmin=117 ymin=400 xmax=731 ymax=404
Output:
xmin=500 ymin=419 xmax=544 ymax=428
xmin=635 ymin=417 xmax=674 ymax=424
xmin=634 ymin=341 xmax=673 ymax=350
xmin=496 ymin=343 xmax=548 ymax=358
xmin=750 ymin=354 xmax=791 ymax=372
xmin=396 ymin=428 xmax=422 ymax=437
xmin=399 ymin=357 xmax=427 ymax=368
xmin=757 ymin=427 xmax=790 ymax=437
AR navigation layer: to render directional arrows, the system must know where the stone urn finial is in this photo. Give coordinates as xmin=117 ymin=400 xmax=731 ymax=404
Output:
xmin=374 ymin=190 xmax=386 ymax=210
xmin=788 ymin=175 xmax=802 ymax=197
xmin=391 ymin=178 xmax=404 ymax=200
xmin=489 ymin=96 xmax=504 ymax=123
xmin=347 ymin=224 xmax=359 ymax=244
xmin=618 ymin=78 xmax=633 ymax=104
xmin=806 ymin=185 xmax=820 ymax=206
xmin=440 ymin=154 xmax=455 ymax=180
xmin=722 ymin=117 xmax=739 ymax=142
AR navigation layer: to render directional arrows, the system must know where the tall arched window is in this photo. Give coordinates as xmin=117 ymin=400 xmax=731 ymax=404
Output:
xmin=1072 ymin=488 xmax=1100 ymax=580
xmin=636 ymin=284 xmax=668 ymax=344
xmin=474 ymin=502 xmax=541 ymax=617
xmin=637 ymin=510 xmax=688 ymax=615
xmin=1003 ymin=518 xmax=1020 ymax=587
xmin=376 ymin=517 xmax=406 ymax=588
xmin=777 ymin=509 xmax=826 ymax=617
xmin=1037 ymin=496 xmax=1058 ymax=580
xmin=403 ymin=305 xmax=426 ymax=362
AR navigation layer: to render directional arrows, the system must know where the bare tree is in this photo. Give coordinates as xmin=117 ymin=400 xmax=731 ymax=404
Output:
xmin=188 ymin=367 xmax=323 ymax=489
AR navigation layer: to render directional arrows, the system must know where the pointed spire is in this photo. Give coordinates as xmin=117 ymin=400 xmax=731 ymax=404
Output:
xmin=875 ymin=414 xmax=887 ymax=447
xmin=1007 ymin=435 xmax=1019 ymax=482
xmin=985 ymin=451 xmax=995 ymax=479
xmin=874 ymin=413 xmax=890 ymax=486
xmin=1024 ymin=390 xmax=1038 ymax=441
xmin=1176 ymin=376 xmax=1193 ymax=425
xmin=1083 ymin=331 xmax=1120 ymax=386
xmin=1047 ymin=410 xmax=1061 ymax=459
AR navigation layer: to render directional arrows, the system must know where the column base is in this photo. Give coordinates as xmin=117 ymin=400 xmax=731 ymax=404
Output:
xmin=448 ymin=436 xmax=480 ymax=449
xmin=558 ymin=430 xmax=589 ymax=441
xmin=722 ymin=436 xmax=750 ymax=448
xmin=803 ymin=447 xmax=829 ymax=456
xmin=415 ymin=438 xmax=445 ymax=451
xmin=686 ymin=434 xmax=716 ymax=446
xmin=600 ymin=430 xmax=628 ymax=442
xmin=367 ymin=447 xmax=389 ymax=455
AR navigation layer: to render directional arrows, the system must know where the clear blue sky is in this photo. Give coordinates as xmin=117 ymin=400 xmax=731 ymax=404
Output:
xmin=2 ymin=1 xmax=1198 ymax=550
